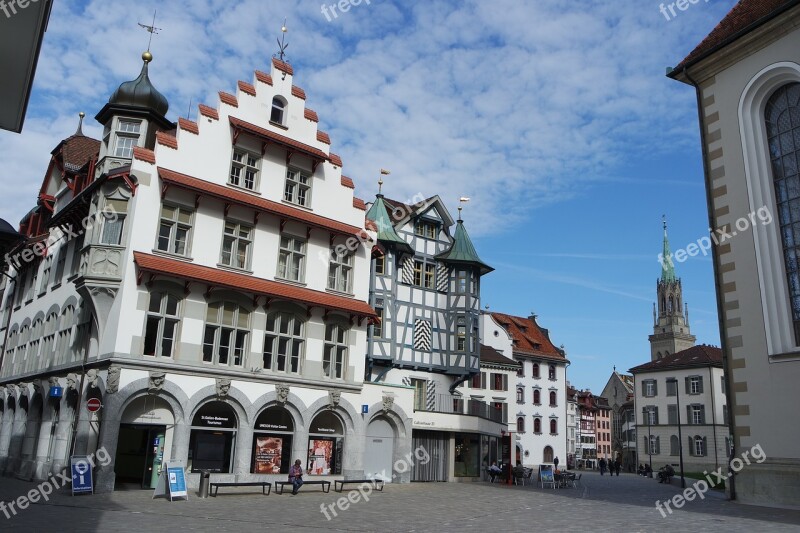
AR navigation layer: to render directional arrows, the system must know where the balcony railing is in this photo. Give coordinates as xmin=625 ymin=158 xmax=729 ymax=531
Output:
xmin=415 ymin=394 xmax=504 ymax=424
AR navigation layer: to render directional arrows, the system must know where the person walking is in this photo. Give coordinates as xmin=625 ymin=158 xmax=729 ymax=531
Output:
xmin=615 ymin=458 xmax=621 ymax=476
xmin=599 ymin=458 xmax=606 ymax=475
xmin=554 ymin=456 xmax=559 ymax=470
xmin=289 ymin=459 xmax=304 ymax=495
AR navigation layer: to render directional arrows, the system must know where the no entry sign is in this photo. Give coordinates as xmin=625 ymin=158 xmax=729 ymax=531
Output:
xmin=86 ymin=398 xmax=102 ymax=413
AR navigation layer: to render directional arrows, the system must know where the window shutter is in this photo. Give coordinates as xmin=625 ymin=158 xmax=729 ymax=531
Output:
xmin=653 ymin=380 xmax=658 ymax=396
xmin=503 ymin=374 xmax=508 ymax=391
xmin=642 ymin=406 xmax=647 ymax=425
xmin=402 ymin=257 xmax=414 ymax=284
xmin=481 ymin=372 xmax=486 ymax=389
xmin=685 ymin=376 xmax=690 ymax=394
xmin=642 ymin=380 xmax=646 ymax=395
xmin=654 ymin=407 xmax=659 ymax=425
xmin=698 ymin=376 xmax=704 ymax=394
xmin=656 ymin=436 xmax=660 ymax=455
xmin=643 ymin=436 xmax=649 ymax=455
xmin=700 ymin=405 xmax=706 ymax=425
xmin=702 ymin=437 xmax=707 ymax=457
xmin=668 ymin=405 xmax=677 ymax=425
xmin=688 ymin=436 xmax=694 ymax=456
xmin=686 ymin=405 xmax=692 ymax=425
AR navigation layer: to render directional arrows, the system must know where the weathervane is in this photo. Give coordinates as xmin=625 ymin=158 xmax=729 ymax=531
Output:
xmin=378 ymin=168 xmax=390 ymax=195
xmin=457 ymin=197 xmax=470 ymax=220
xmin=275 ymin=19 xmax=289 ymax=79
xmin=138 ymin=10 xmax=161 ymax=53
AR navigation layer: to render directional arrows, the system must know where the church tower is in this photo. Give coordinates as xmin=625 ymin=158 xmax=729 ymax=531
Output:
xmin=648 ymin=217 xmax=696 ymax=360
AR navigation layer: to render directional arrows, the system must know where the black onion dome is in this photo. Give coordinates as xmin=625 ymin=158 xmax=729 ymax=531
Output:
xmin=108 ymin=52 xmax=169 ymax=116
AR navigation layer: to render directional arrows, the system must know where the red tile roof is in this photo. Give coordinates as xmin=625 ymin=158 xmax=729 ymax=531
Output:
xmin=198 ymin=104 xmax=219 ymax=120
xmin=341 ymin=175 xmax=355 ymax=189
xmin=272 ymin=58 xmax=293 ymax=75
xmin=353 ymin=197 xmax=366 ymax=210
xmin=255 ymin=70 xmax=273 ymax=86
xmin=490 ymin=312 xmax=566 ymax=361
xmin=132 ymin=147 xmax=156 ymax=164
xmin=304 ymin=108 xmax=319 ymax=122
xmin=134 ymin=251 xmax=376 ymax=318
xmin=672 ymin=0 xmax=798 ymax=73
xmin=480 ymin=344 xmax=520 ymax=367
xmin=58 ymin=135 xmax=100 ymax=171
xmin=629 ymin=344 xmax=723 ymax=373
xmin=238 ymin=80 xmax=256 ymax=96
xmin=329 ymin=153 xmax=343 ymax=167
xmin=292 ymin=85 xmax=306 ymax=100
xmin=317 ymin=131 xmax=331 ymax=144
xmin=158 ymin=167 xmax=366 ymax=237
xmin=219 ymin=91 xmax=238 ymax=107
xmin=155 ymin=131 xmax=178 ymax=149
xmin=365 ymin=219 xmax=378 ymax=231
xmin=178 ymin=118 xmax=199 ymax=135
xmin=229 ymin=116 xmax=329 ymax=162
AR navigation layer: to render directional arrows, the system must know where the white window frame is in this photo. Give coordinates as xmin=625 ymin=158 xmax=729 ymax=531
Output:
xmin=277 ymin=234 xmax=307 ymax=282
xmin=202 ymin=301 xmax=249 ymax=367
xmin=157 ymin=204 xmax=194 ymax=256
xmin=323 ymin=322 xmax=348 ymax=380
xmin=229 ymin=148 xmax=260 ymax=190
xmin=220 ymin=221 xmax=253 ymax=270
xmin=113 ymin=119 xmax=141 ymax=159
xmin=284 ymin=168 xmax=311 ymax=207
xmin=263 ymin=311 xmax=305 ymax=374
xmin=327 ymin=248 xmax=353 ymax=293
xmin=99 ymin=198 xmax=129 ymax=246
xmin=143 ymin=291 xmax=181 ymax=358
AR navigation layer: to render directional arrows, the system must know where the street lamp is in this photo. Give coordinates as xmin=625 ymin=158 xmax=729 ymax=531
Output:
xmin=667 ymin=378 xmax=686 ymax=489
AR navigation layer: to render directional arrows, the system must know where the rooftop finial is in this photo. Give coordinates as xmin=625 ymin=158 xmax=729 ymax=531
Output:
xmin=378 ymin=168 xmax=390 ymax=195
xmin=663 ymin=214 xmax=667 ymax=232
xmin=75 ymin=112 xmax=85 ymax=136
xmin=138 ymin=10 xmax=161 ymax=53
xmin=275 ymin=19 xmax=289 ymax=79
xmin=458 ymin=197 xmax=470 ymax=221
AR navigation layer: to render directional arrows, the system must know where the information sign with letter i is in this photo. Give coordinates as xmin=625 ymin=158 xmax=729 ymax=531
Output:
xmin=70 ymin=455 xmax=94 ymax=495
xmin=152 ymin=460 xmax=188 ymax=501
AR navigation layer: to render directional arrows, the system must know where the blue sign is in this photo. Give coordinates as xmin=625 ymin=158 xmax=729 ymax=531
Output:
xmin=49 ymin=386 xmax=63 ymax=398
xmin=70 ymin=456 xmax=93 ymax=495
xmin=361 ymin=404 xmax=369 ymax=414
xmin=167 ymin=466 xmax=187 ymax=497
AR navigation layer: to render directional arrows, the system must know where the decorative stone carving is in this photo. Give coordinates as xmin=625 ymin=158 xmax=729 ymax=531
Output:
xmin=18 ymin=383 xmax=29 ymax=398
xmin=32 ymin=381 xmax=42 ymax=394
xmin=382 ymin=395 xmax=394 ymax=413
xmin=148 ymin=371 xmax=166 ymax=394
xmin=216 ymin=378 xmax=231 ymax=399
xmin=66 ymin=373 xmax=79 ymax=390
xmin=48 ymin=376 xmax=60 ymax=387
xmin=106 ymin=366 xmax=121 ymax=394
xmin=328 ymin=390 xmax=341 ymax=409
xmin=86 ymin=369 xmax=99 ymax=388
xmin=275 ymin=384 xmax=290 ymax=404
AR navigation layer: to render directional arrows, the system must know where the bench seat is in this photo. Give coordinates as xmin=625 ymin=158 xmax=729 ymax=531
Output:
xmin=334 ymin=479 xmax=385 ymax=492
xmin=209 ymin=481 xmax=271 ymax=496
xmin=275 ymin=480 xmax=331 ymax=494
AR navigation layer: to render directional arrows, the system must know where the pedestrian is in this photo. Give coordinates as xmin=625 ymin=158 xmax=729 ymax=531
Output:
xmin=289 ymin=459 xmax=304 ymax=495
xmin=554 ymin=456 xmax=559 ymax=470
xmin=599 ymin=458 xmax=606 ymax=475
xmin=615 ymin=459 xmax=621 ymax=476
xmin=488 ymin=461 xmax=502 ymax=483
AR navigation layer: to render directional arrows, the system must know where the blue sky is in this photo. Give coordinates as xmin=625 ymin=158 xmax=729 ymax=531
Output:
xmin=0 ymin=0 xmax=739 ymax=393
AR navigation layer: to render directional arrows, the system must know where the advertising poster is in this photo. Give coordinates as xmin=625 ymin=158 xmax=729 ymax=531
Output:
xmin=254 ymin=436 xmax=283 ymax=474
xmin=307 ymin=439 xmax=334 ymax=475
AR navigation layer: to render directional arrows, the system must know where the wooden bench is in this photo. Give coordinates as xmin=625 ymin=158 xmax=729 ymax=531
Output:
xmin=209 ymin=481 xmax=271 ymax=496
xmin=334 ymin=479 xmax=385 ymax=492
xmin=275 ymin=480 xmax=331 ymax=494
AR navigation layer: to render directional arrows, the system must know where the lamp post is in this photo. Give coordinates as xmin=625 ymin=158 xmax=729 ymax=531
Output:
xmin=645 ymin=406 xmax=653 ymax=475
xmin=667 ymin=378 xmax=686 ymax=488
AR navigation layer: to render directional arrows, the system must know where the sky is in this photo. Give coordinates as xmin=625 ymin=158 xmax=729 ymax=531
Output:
xmin=0 ymin=0 xmax=740 ymax=394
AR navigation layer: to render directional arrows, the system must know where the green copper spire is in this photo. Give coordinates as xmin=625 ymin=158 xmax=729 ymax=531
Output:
xmin=661 ymin=216 xmax=677 ymax=283
xmin=365 ymin=196 xmax=413 ymax=254
xmin=436 ymin=220 xmax=493 ymax=276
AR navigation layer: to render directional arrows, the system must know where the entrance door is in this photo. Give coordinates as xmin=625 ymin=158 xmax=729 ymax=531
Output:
xmin=364 ymin=418 xmax=394 ymax=482
xmin=115 ymin=424 xmax=166 ymax=489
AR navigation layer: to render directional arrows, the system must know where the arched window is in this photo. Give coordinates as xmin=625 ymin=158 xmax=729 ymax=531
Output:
xmin=16 ymin=324 xmax=30 ymax=374
xmin=766 ymin=83 xmax=800 ymax=341
xmin=549 ymin=391 xmax=557 ymax=407
xmin=271 ymin=97 xmax=286 ymax=125
xmin=549 ymin=419 xmax=557 ymax=435
xmin=263 ymin=311 xmax=305 ymax=374
xmin=41 ymin=312 xmax=58 ymax=364
xmin=533 ymin=418 xmax=541 ymax=434
xmin=532 ymin=363 xmax=540 ymax=378
xmin=533 ymin=389 xmax=541 ymax=405
xmin=203 ymin=301 xmax=250 ymax=367
xmin=144 ymin=292 xmax=181 ymax=357
xmin=693 ymin=436 xmax=706 ymax=457
xmin=71 ymin=301 xmax=91 ymax=362
xmin=548 ymin=364 xmax=556 ymax=380
xmin=55 ymin=305 xmax=74 ymax=366
xmin=516 ymin=388 xmax=524 ymax=404
xmin=668 ymin=296 xmax=674 ymax=313
xmin=27 ymin=318 xmax=43 ymax=372
xmin=543 ymin=445 xmax=554 ymax=463
xmin=516 ymin=416 xmax=525 ymax=433
xmin=670 ymin=435 xmax=679 ymax=456
xmin=323 ymin=322 xmax=348 ymax=379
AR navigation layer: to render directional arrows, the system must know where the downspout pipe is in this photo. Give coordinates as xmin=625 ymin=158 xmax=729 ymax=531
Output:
xmin=683 ymin=66 xmax=736 ymax=501
xmin=449 ymin=373 xmax=472 ymax=395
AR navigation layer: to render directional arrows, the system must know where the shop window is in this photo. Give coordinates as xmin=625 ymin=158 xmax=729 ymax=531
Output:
xmin=252 ymin=406 xmax=294 ymax=474
xmin=307 ymin=411 xmax=344 ymax=475
xmin=189 ymin=402 xmax=237 ymax=473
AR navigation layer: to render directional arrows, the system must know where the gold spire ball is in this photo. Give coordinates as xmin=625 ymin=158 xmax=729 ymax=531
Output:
xmin=142 ymin=51 xmax=153 ymax=63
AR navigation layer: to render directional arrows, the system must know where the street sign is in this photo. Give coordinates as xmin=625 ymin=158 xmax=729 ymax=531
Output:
xmin=361 ymin=404 xmax=369 ymax=414
xmin=70 ymin=456 xmax=93 ymax=495
xmin=86 ymin=398 xmax=102 ymax=413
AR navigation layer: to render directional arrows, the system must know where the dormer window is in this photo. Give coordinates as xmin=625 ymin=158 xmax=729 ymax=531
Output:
xmin=270 ymin=97 xmax=286 ymax=125
xmin=284 ymin=168 xmax=311 ymax=207
xmin=113 ymin=119 xmax=141 ymax=158
xmin=415 ymin=221 xmax=437 ymax=239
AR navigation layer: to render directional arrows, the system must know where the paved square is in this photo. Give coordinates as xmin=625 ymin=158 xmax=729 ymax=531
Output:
xmin=0 ymin=472 xmax=798 ymax=531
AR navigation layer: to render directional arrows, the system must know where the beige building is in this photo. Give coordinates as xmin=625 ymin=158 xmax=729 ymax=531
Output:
xmin=668 ymin=0 xmax=800 ymax=508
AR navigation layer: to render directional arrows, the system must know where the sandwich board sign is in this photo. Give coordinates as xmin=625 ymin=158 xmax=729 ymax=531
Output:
xmin=539 ymin=464 xmax=555 ymax=489
xmin=70 ymin=455 xmax=93 ymax=495
xmin=152 ymin=460 xmax=188 ymax=501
